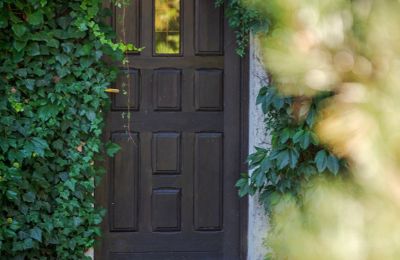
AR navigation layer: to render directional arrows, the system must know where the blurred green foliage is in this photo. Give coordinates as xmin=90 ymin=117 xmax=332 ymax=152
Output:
xmin=217 ymin=0 xmax=346 ymax=209
xmin=248 ymin=0 xmax=400 ymax=259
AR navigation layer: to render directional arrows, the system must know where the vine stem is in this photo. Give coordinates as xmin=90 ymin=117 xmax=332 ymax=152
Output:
xmin=119 ymin=0 xmax=135 ymax=143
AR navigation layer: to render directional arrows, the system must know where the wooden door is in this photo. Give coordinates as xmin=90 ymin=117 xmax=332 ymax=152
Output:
xmin=96 ymin=0 xmax=245 ymax=259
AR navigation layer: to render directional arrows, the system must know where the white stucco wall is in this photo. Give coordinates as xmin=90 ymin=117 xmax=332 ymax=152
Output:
xmin=247 ymin=34 xmax=271 ymax=260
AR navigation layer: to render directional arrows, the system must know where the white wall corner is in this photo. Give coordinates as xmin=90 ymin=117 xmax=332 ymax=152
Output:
xmin=247 ymin=33 xmax=271 ymax=260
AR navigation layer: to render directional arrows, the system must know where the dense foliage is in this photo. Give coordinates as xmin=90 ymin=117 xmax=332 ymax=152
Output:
xmin=215 ymin=0 xmax=267 ymax=57
xmin=236 ymin=84 xmax=347 ymax=208
xmin=217 ymin=0 xmax=347 ymax=209
xmin=0 ymin=0 xmax=123 ymax=258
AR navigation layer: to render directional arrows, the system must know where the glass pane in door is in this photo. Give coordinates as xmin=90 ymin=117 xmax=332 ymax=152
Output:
xmin=154 ymin=0 xmax=181 ymax=55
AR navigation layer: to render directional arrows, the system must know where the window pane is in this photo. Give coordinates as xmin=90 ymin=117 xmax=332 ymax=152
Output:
xmin=155 ymin=0 xmax=180 ymax=54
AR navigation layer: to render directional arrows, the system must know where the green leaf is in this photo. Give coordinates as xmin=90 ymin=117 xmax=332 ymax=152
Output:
xmin=38 ymin=105 xmax=59 ymax=121
xmin=277 ymin=150 xmax=290 ymax=170
xmin=327 ymin=155 xmax=340 ymax=175
xmin=25 ymin=79 xmax=36 ymax=90
xmin=57 ymin=16 xmax=72 ymax=30
xmin=73 ymin=217 xmax=82 ymax=227
xmin=23 ymin=238 xmax=34 ymax=249
xmin=260 ymin=157 xmax=271 ymax=173
xmin=27 ymin=42 xmax=41 ymax=56
xmin=315 ymin=150 xmax=328 ymax=172
xmin=292 ymin=130 xmax=303 ymax=144
xmin=55 ymin=54 xmax=69 ymax=65
xmin=12 ymin=24 xmax=27 ymax=37
xmin=289 ymin=149 xmax=299 ymax=169
xmin=31 ymin=137 xmax=49 ymax=156
xmin=280 ymin=128 xmax=290 ymax=144
xmin=23 ymin=192 xmax=36 ymax=203
xmin=6 ymin=190 xmax=18 ymax=201
xmin=46 ymin=38 xmax=60 ymax=48
xmin=65 ymin=179 xmax=77 ymax=191
xmin=13 ymin=40 xmax=27 ymax=52
xmin=27 ymin=11 xmax=44 ymax=26
xmin=30 ymin=227 xmax=42 ymax=242
xmin=106 ymin=142 xmax=121 ymax=157
xmin=310 ymin=132 xmax=319 ymax=145
xmin=300 ymin=131 xmax=311 ymax=150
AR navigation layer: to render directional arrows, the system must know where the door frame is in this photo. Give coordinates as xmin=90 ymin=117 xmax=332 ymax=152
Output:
xmin=239 ymin=47 xmax=249 ymax=260
xmin=94 ymin=2 xmax=250 ymax=259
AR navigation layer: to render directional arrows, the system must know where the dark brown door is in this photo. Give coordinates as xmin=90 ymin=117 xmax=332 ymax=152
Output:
xmin=96 ymin=0 xmax=245 ymax=259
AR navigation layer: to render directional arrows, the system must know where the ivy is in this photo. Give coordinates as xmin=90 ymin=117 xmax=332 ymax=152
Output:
xmin=236 ymin=83 xmax=347 ymax=209
xmin=218 ymin=1 xmax=348 ymax=209
xmin=0 ymin=0 xmax=126 ymax=258
xmin=215 ymin=0 xmax=267 ymax=57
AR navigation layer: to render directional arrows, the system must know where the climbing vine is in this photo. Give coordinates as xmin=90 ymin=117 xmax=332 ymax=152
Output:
xmin=215 ymin=0 xmax=267 ymax=57
xmin=236 ymin=84 xmax=347 ymax=209
xmin=0 ymin=0 xmax=135 ymax=258
xmin=218 ymin=0 xmax=347 ymax=209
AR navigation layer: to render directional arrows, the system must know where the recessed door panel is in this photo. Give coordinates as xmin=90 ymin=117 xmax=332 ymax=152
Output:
xmin=110 ymin=132 xmax=139 ymax=232
xmin=153 ymin=69 xmax=182 ymax=111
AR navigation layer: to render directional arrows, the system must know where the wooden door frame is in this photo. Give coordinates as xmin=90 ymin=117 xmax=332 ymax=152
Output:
xmin=95 ymin=1 xmax=250 ymax=259
xmin=239 ymin=47 xmax=249 ymax=260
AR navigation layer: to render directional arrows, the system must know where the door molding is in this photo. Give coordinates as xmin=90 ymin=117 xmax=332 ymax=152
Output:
xmin=239 ymin=47 xmax=249 ymax=260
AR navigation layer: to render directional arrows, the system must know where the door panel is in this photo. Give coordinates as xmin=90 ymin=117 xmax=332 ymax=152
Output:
xmin=96 ymin=0 xmax=243 ymax=259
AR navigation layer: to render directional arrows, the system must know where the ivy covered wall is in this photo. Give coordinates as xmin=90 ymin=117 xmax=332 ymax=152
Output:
xmin=0 ymin=0 xmax=123 ymax=258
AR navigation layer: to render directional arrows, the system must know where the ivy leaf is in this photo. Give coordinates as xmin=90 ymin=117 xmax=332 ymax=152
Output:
xmin=57 ymin=16 xmax=72 ymax=30
xmin=38 ymin=105 xmax=59 ymax=121
xmin=255 ymin=170 xmax=266 ymax=186
xmin=12 ymin=24 xmax=27 ymax=37
xmin=327 ymin=155 xmax=340 ymax=175
xmin=13 ymin=40 xmax=27 ymax=52
xmin=277 ymin=150 xmax=290 ymax=170
xmin=292 ymin=130 xmax=304 ymax=143
xmin=235 ymin=176 xmax=248 ymax=193
xmin=23 ymin=238 xmax=34 ymax=249
xmin=55 ymin=54 xmax=70 ymax=65
xmin=300 ymin=131 xmax=311 ymax=150
xmin=23 ymin=192 xmax=36 ymax=203
xmin=280 ymin=128 xmax=290 ymax=144
xmin=272 ymin=96 xmax=284 ymax=110
xmin=306 ymin=108 xmax=316 ymax=126
xmin=315 ymin=150 xmax=328 ymax=172
xmin=30 ymin=227 xmax=42 ymax=242
xmin=46 ymin=38 xmax=59 ymax=48
xmin=27 ymin=11 xmax=44 ymax=26
xmin=6 ymin=190 xmax=18 ymax=201
xmin=27 ymin=42 xmax=40 ymax=56
xmin=289 ymin=148 xmax=299 ymax=169
xmin=73 ymin=217 xmax=82 ymax=227
xmin=105 ymin=142 xmax=121 ymax=157
xmin=260 ymin=157 xmax=272 ymax=173
xmin=0 ymin=137 xmax=9 ymax=152
xmin=65 ymin=179 xmax=77 ymax=191
xmin=31 ymin=137 xmax=49 ymax=156
xmin=25 ymin=79 xmax=36 ymax=90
